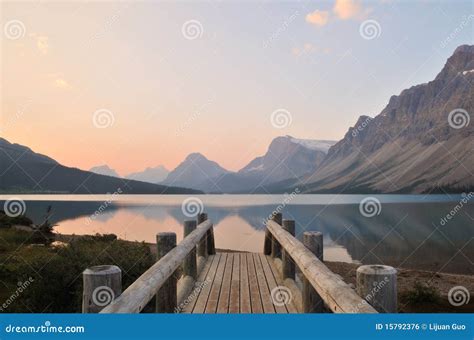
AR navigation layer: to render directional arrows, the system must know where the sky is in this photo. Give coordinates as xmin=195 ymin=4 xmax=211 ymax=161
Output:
xmin=1 ymin=0 xmax=473 ymax=175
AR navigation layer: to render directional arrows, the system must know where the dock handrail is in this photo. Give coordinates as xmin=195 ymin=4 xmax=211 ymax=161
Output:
xmin=99 ymin=218 xmax=213 ymax=313
xmin=265 ymin=219 xmax=377 ymax=314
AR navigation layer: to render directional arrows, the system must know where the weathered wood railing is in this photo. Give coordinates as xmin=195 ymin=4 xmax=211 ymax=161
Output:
xmin=82 ymin=213 xmax=215 ymax=313
xmin=264 ymin=213 xmax=397 ymax=313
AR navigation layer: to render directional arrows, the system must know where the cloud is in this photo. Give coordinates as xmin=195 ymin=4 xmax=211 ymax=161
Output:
xmin=54 ymin=78 xmax=70 ymax=89
xmin=333 ymin=0 xmax=363 ymax=20
xmin=305 ymin=10 xmax=330 ymax=26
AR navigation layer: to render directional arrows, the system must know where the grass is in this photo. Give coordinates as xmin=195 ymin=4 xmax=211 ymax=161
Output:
xmin=401 ymin=281 xmax=440 ymax=305
xmin=0 ymin=223 xmax=154 ymax=312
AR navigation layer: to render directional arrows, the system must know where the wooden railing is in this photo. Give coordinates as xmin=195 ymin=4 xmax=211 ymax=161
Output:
xmin=264 ymin=213 xmax=382 ymax=314
xmin=82 ymin=213 xmax=215 ymax=313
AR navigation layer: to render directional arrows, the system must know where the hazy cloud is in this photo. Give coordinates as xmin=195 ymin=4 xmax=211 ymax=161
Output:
xmin=306 ymin=10 xmax=330 ymax=26
xmin=333 ymin=0 xmax=361 ymax=19
xmin=54 ymin=78 xmax=70 ymax=89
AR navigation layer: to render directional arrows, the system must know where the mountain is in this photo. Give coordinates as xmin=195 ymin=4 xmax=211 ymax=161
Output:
xmin=239 ymin=136 xmax=335 ymax=183
xmin=0 ymin=138 xmax=201 ymax=194
xmin=89 ymin=165 xmax=120 ymax=178
xmin=197 ymin=136 xmax=336 ymax=193
xmin=161 ymin=153 xmax=230 ymax=190
xmin=125 ymin=166 xmax=169 ymax=184
xmin=296 ymin=45 xmax=474 ymax=194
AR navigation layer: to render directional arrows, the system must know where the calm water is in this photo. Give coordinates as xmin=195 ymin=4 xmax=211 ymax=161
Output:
xmin=2 ymin=195 xmax=473 ymax=274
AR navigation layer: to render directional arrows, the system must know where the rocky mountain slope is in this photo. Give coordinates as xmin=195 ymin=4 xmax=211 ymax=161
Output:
xmin=297 ymin=45 xmax=474 ymax=194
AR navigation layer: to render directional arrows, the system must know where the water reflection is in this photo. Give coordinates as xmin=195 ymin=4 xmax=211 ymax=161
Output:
xmin=8 ymin=198 xmax=473 ymax=275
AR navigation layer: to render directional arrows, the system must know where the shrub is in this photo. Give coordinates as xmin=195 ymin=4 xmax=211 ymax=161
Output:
xmin=402 ymin=281 xmax=440 ymax=304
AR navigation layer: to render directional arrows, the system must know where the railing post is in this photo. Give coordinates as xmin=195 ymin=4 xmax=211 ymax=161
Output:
xmin=199 ymin=213 xmax=215 ymax=255
xmin=183 ymin=220 xmax=197 ymax=280
xmin=303 ymin=231 xmax=324 ymax=313
xmin=197 ymin=214 xmax=208 ymax=258
xmin=356 ymin=265 xmax=397 ymax=313
xmin=155 ymin=232 xmax=177 ymax=313
xmin=282 ymin=220 xmax=295 ymax=280
xmin=271 ymin=213 xmax=282 ymax=259
xmin=82 ymin=265 xmax=122 ymax=313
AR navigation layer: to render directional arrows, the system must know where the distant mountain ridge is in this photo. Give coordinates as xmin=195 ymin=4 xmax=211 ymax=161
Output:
xmin=126 ymin=166 xmax=169 ymax=184
xmin=0 ymin=138 xmax=200 ymax=194
xmin=179 ymin=136 xmax=336 ymax=193
xmin=89 ymin=165 xmax=120 ymax=178
xmin=294 ymin=45 xmax=474 ymax=194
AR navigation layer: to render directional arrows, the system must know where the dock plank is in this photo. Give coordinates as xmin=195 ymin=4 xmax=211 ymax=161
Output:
xmin=216 ymin=254 xmax=233 ymax=313
xmin=180 ymin=254 xmax=215 ymax=313
xmin=205 ymin=253 xmax=228 ymax=313
xmin=259 ymin=254 xmax=298 ymax=313
xmin=239 ymin=253 xmax=251 ymax=313
xmin=191 ymin=254 xmax=221 ymax=313
xmin=228 ymin=253 xmax=240 ymax=313
xmin=247 ymin=253 xmax=263 ymax=313
xmin=253 ymin=253 xmax=275 ymax=313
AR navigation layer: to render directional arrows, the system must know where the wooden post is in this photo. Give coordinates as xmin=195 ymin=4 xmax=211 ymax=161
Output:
xmin=183 ymin=220 xmax=197 ymax=280
xmin=82 ymin=265 xmax=121 ymax=313
xmin=155 ymin=232 xmax=177 ymax=313
xmin=271 ymin=213 xmax=282 ymax=259
xmin=281 ymin=220 xmax=295 ymax=280
xmin=197 ymin=214 xmax=208 ymax=258
xmin=303 ymin=231 xmax=324 ymax=313
xmin=356 ymin=265 xmax=397 ymax=313
xmin=199 ymin=213 xmax=215 ymax=255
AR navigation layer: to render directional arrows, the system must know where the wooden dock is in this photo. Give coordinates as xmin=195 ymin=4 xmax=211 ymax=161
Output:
xmin=82 ymin=212 xmax=398 ymax=314
xmin=182 ymin=253 xmax=297 ymax=313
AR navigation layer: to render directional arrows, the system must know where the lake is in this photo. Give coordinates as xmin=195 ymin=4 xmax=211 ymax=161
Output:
xmin=2 ymin=194 xmax=473 ymax=275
